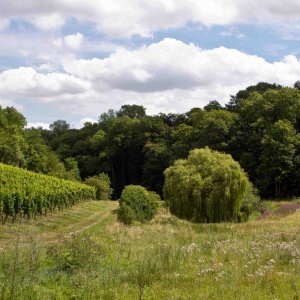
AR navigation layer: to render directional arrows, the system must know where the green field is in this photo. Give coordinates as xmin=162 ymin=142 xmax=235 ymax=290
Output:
xmin=1 ymin=200 xmax=300 ymax=299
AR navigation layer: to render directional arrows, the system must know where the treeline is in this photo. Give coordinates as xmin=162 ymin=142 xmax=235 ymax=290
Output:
xmin=2 ymin=81 xmax=300 ymax=199
xmin=0 ymin=107 xmax=81 ymax=181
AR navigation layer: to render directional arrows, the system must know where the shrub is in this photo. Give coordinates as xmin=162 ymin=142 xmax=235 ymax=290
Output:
xmin=118 ymin=185 xmax=160 ymax=224
xmin=239 ymin=182 xmax=260 ymax=221
xmin=163 ymin=147 xmax=257 ymax=223
xmin=47 ymin=234 xmax=103 ymax=272
xmin=85 ymin=173 xmax=112 ymax=200
xmin=117 ymin=203 xmax=135 ymax=225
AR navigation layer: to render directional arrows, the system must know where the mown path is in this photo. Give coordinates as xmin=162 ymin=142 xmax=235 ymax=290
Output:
xmin=0 ymin=200 xmax=118 ymax=247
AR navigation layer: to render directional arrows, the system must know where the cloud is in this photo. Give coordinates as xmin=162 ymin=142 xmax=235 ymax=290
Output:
xmin=63 ymin=38 xmax=300 ymax=93
xmin=0 ymin=18 xmax=9 ymax=30
xmin=51 ymin=33 xmax=84 ymax=50
xmin=30 ymin=14 xmax=65 ymax=31
xmin=0 ymin=97 xmax=23 ymax=110
xmin=64 ymin=33 xmax=84 ymax=49
xmin=72 ymin=117 xmax=97 ymax=129
xmin=1 ymin=1 xmax=300 ymax=37
xmin=0 ymin=31 xmax=121 ymax=70
xmin=1 ymin=39 xmax=300 ymax=118
xmin=26 ymin=122 xmax=50 ymax=130
xmin=0 ymin=67 xmax=90 ymax=98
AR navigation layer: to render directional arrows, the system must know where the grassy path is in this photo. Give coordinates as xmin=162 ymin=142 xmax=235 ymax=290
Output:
xmin=0 ymin=200 xmax=118 ymax=246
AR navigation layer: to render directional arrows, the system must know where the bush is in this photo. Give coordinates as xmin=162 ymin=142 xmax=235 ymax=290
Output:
xmin=163 ymin=148 xmax=257 ymax=223
xmin=47 ymin=234 xmax=103 ymax=272
xmin=85 ymin=173 xmax=112 ymax=200
xmin=239 ymin=182 xmax=260 ymax=221
xmin=117 ymin=203 xmax=135 ymax=225
xmin=118 ymin=185 xmax=160 ymax=224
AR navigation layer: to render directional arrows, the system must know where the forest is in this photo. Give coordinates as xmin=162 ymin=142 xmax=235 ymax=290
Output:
xmin=2 ymin=81 xmax=300 ymax=201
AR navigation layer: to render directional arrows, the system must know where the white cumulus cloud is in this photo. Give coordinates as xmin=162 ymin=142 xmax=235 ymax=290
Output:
xmin=1 ymin=39 xmax=300 ymax=118
xmin=0 ymin=67 xmax=90 ymax=98
xmin=63 ymin=38 xmax=300 ymax=94
xmin=1 ymin=1 xmax=300 ymax=37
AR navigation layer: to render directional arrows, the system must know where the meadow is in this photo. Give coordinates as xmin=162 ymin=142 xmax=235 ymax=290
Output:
xmin=0 ymin=200 xmax=300 ymax=299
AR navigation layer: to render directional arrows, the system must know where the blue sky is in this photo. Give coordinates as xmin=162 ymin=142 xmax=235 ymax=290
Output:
xmin=0 ymin=1 xmax=300 ymax=128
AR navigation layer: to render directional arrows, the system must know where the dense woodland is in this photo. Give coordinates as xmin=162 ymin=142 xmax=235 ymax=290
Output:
xmin=2 ymin=81 xmax=300 ymax=200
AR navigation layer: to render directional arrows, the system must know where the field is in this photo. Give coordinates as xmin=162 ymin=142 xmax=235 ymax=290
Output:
xmin=1 ymin=200 xmax=300 ymax=299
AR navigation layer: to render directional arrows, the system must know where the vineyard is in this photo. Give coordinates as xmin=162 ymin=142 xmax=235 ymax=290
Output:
xmin=0 ymin=163 xmax=96 ymax=223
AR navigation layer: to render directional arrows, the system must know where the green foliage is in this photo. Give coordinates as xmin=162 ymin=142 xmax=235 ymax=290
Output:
xmin=259 ymin=120 xmax=300 ymax=197
xmin=239 ymin=182 xmax=260 ymax=221
xmin=45 ymin=152 xmax=67 ymax=178
xmin=24 ymin=129 xmax=53 ymax=173
xmin=226 ymin=82 xmax=283 ymax=111
xmin=0 ymin=106 xmax=26 ymax=129
xmin=3 ymin=83 xmax=300 ymax=201
xmin=90 ymin=129 xmax=106 ymax=150
xmin=85 ymin=173 xmax=112 ymax=200
xmin=191 ymin=110 xmax=238 ymax=151
xmin=142 ymin=141 xmax=171 ymax=194
xmin=48 ymin=234 xmax=103 ymax=272
xmin=204 ymin=100 xmax=223 ymax=111
xmin=0 ymin=126 xmax=28 ymax=167
xmin=118 ymin=185 xmax=160 ymax=224
xmin=0 ymin=163 xmax=96 ymax=221
xmin=117 ymin=203 xmax=135 ymax=225
xmin=117 ymin=104 xmax=146 ymax=119
xmin=0 ymin=233 xmax=43 ymax=300
xmin=163 ymin=148 xmax=254 ymax=223
xmin=49 ymin=120 xmax=70 ymax=134
xmin=233 ymin=87 xmax=300 ymax=198
xmin=63 ymin=157 xmax=81 ymax=181
xmin=2 ymin=200 xmax=300 ymax=299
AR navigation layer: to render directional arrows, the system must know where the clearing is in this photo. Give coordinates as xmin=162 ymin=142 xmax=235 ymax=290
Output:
xmin=1 ymin=200 xmax=300 ymax=299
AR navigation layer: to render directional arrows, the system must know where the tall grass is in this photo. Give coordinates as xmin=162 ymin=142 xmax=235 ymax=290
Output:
xmin=1 ymin=201 xmax=300 ymax=299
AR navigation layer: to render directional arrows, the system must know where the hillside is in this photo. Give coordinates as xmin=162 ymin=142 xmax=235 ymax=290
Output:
xmin=1 ymin=200 xmax=300 ymax=299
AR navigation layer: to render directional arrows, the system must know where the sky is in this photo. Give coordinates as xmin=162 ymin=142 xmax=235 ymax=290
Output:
xmin=1 ymin=1 xmax=300 ymax=128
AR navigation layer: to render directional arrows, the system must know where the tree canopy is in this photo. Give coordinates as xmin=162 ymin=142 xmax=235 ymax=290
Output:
xmin=1 ymin=84 xmax=300 ymax=200
xmin=163 ymin=148 xmax=251 ymax=223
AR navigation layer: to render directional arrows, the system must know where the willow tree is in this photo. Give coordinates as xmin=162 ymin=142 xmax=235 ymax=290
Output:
xmin=163 ymin=148 xmax=252 ymax=223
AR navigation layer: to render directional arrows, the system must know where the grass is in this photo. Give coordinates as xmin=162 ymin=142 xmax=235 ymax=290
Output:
xmin=1 ymin=200 xmax=300 ymax=299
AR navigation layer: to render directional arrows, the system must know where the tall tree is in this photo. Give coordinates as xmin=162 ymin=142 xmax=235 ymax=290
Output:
xmin=117 ymin=104 xmax=146 ymax=119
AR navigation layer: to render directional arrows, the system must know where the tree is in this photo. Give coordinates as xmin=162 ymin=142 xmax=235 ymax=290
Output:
xmin=0 ymin=106 xmax=26 ymax=129
xmin=85 ymin=173 xmax=112 ymax=200
xmin=226 ymin=82 xmax=283 ymax=111
xmin=24 ymin=128 xmax=54 ymax=173
xmin=142 ymin=141 xmax=171 ymax=194
xmin=230 ymin=88 xmax=300 ymax=197
xmin=64 ymin=157 xmax=81 ymax=181
xmin=117 ymin=104 xmax=146 ymax=119
xmin=191 ymin=110 xmax=237 ymax=151
xmin=258 ymin=120 xmax=300 ymax=198
xmin=163 ymin=148 xmax=254 ymax=223
xmin=90 ymin=129 xmax=106 ymax=151
xmin=97 ymin=116 xmax=148 ymax=197
xmin=0 ymin=126 xmax=28 ymax=167
xmin=294 ymin=80 xmax=300 ymax=90
xmin=49 ymin=120 xmax=70 ymax=134
xmin=204 ymin=100 xmax=223 ymax=111
xmin=158 ymin=113 xmax=189 ymax=126
xmin=170 ymin=124 xmax=194 ymax=159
